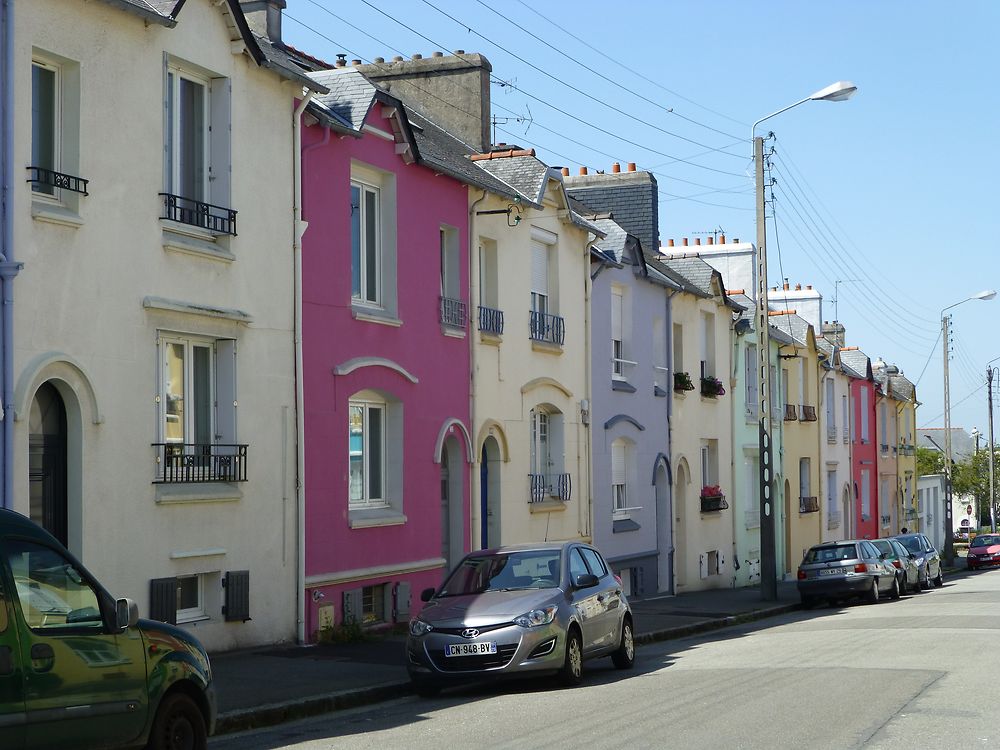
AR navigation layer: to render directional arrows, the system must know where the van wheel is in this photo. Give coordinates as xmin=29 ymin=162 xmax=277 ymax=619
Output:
xmin=611 ymin=617 xmax=635 ymax=669
xmin=559 ymin=628 xmax=583 ymax=686
xmin=146 ymin=693 xmax=206 ymax=750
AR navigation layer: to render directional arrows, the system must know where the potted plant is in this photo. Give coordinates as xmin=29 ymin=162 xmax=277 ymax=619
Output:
xmin=700 ymin=375 xmax=725 ymax=397
xmin=700 ymin=485 xmax=728 ymax=512
xmin=673 ymin=371 xmax=695 ymax=392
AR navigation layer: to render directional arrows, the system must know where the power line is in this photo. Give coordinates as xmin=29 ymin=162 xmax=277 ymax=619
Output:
xmin=913 ymin=329 xmax=941 ymax=387
xmin=919 ymin=382 xmax=987 ymax=427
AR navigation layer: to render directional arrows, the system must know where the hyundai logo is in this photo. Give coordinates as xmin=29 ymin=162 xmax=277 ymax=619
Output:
xmin=461 ymin=628 xmax=480 ymax=639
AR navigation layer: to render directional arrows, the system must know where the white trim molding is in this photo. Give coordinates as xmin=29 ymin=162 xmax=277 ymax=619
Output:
xmin=305 ymin=557 xmax=446 ymax=588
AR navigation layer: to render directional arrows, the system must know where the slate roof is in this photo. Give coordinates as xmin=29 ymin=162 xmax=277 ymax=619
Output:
xmin=840 ymin=349 xmax=872 ymax=380
xmin=590 ymin=218 xmax=630 ymax=264
xmin=564 ymin=173 xmax=658 ymax=260
xmin=307 ymin=68 xmax=379 ymax=132
xmin=474 ymin=154 xmax=548 ymax=209
xmin=890 ymin=375 xmax=916 ymax=402
xmin=254 ymin=36 xmax=328 ymax=91
xmin=100 ymin=0 xmax=176 ymax=24
xmin=661 ymin=256 xmax=717 ymax=298
xmin=769 ymin=312 xmax=813 ymax=349
xmin=918 ymin=429 xmax=975 ymax=460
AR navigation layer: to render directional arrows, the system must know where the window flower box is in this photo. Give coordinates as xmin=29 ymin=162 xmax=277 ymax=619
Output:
xmin=673 ymin=371 xmax=695 ymax=392
xmin=700 ymin=376 xmax=725 ymax=398
xmin=700 ymin=485 xmax=728 ymax=512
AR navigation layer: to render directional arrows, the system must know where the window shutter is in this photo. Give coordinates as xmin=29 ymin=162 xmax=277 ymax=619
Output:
xmin=223 ymin=570 xmax=250 ymax=622
xmin=611 ymin=289 xmax=623 ymax=341
xmin=149 ymin=577 xmax=178 ymax=625
xmin=826 ymin=379 xmax=835 ymax=424
xmin=395 ymin=582 xmax=411 ymax=620
xmin=611 ymin=441 xmax=626 ymax=485
xmin=530 ymin=242 xmax=548 ymax=295
xmin=215 ymin=339 xmax=237 ymax=446
xmin=209 ymin=76 xmax=231 ymax=208
xmin=745 ymin=346 xmax=757 ymax=419
xmin=342 ymin=588 xmax=363 ymax=624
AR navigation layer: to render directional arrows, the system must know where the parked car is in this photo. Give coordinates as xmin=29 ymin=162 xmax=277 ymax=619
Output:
xmin=406 ymin=542 xmax=634 ymax=695
xmin=797 ymin=539 xmax=899 ymax=607
xmin=872 ymin=537 xmax=920 ymax=594
xmin=895 ymin=532 xmax=943 ymax=589
xmin=0 ymin=509 xmax=215 ymax=750
xmin=967 ymin=533 xmax=1000 ymax=570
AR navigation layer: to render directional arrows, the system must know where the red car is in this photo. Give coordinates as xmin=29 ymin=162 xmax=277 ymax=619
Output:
xmin=967 ymin=534 xmax=1000 ymax=570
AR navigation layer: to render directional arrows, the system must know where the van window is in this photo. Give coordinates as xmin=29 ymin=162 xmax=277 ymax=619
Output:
xmin=6 ymin=540 xmax=103 ymax=631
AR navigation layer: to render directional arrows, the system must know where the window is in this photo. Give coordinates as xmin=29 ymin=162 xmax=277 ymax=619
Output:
xmin=569 ymin=548 xmax=589 ymax=582
xmin=653 ymin=316 xmax=667 ymax=392
xmin=861 ymin=469 xmax=871 ymax=518
xmin=903 ymin=407 xmax=911 ymax=444
xmin=531 ymin=241 xmax=550 ymax=317
xmin=843 ymin=394 xmax=849 ymax=442
xmin=880 ymin=401 xmax=888 ymax=449
xmin=827 ymin=470 xmax=837 ymax=514
xmin=176 ymin=574 xmax=204 ymax=623
xmin=744 ymin=455 xmax=760 ymax=527
xmin=781 ymin=368 xmax=790 ymax=407
xmin=529 ymin=406 xmax=565 ymax=500
xmin=349 ymin=399 xmax=386 ymax=508
xmin=611 ymin=287 xmax=625 ymax=379
xmin=799 ymin=457 xmax=811 ymax=499
xmin=700 ymin=312 xmax=716 ymax=378
xmin=29 ymin=52 xmax=83 ymax=207
xmin=745 ymin=345 xmax=758 ymax=420
xmin=351 ymin=181 xmax=381 ymax=305
xmin=861 ymin=386 xmax=870 ymax=442
xmin=166 ymin=67 xmax=207 ymax=203
xmin=31 ymin=61 xmax=58 ymax=196
xmin=673 ymin=323 xmax=683 ymax=374
xmin=439 ymin=225 xmax=464 ymax=328
xmin=770 ymin=364 xmax=780 ymax=420
xmin=826 ymin=379 xmax=836 ymax=435
xmin=361 ymin=584 xmax=386 ymax=624
xmin=611 ymin=439 xmax=629 ymax=519
xmin=700 ymin=440 xmax=718 ymax=487
xmin=579 ymin=548 xmax=609 ymax=578
xmin=6 ymin=539 xmax=103 ymax=632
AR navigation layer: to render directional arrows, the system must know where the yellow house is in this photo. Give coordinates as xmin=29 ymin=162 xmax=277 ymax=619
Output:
xmin=878 ymin=364 xmax=919 ymax=533
xmin=771 ymin=311 xmax=825 ymax=574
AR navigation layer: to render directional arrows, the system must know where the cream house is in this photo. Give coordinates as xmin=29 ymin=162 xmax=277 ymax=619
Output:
xmin=14 ymin=0 xmax=322 ymax=649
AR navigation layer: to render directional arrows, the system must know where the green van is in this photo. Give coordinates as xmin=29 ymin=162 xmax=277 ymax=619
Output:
xmin=0 ymin=508 xmax=215 ymax=749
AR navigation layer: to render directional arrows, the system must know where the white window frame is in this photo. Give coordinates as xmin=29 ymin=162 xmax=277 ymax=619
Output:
xmin=880 ymin=401 xmax=888 ymax=449
xmin=611 ymin=287 xmax=626 ymax=379
xmin=349 ymin=398 xmax=387 ymax=509
xmin=351 ymin=180 xmax=382 ymax=306
xmin=158 ymin=334 xmax=216 ymax=447
xmin=31 ymin=59 xmax=61 ymax=199
xmin=165 ymin=65 xmax=210 ymax=203
xmin=176 ymin=574 xmax=205 ymax=623
xmin=799 ymin=457 xmax=811 ymax=499
xmin=826 ymin=378 xmax=836 ymax=432
xmin=611 ymin=438 xmax=629 ymax=519
xmin=700 ymin=312 xmax=715 ymax=379
xmin=530 ymin=241 xmax=550 ymax=317
xmin=861 ymin=386 xmax=870 ymax=442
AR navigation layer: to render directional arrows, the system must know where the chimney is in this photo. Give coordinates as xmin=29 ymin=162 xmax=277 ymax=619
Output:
xmin=822 ymin=321 xmax=847 ymax=348
xmin=707 ymin=237 xmax=714 ymax=245
xmin=612 ymin=162 xmax=621 ymax=173
xmin=627 ymin=162 xmax=636 ymax=172
xmin=561 ymin=167 xmax=569 ymax=176
xmin=241 ymin=0 xmax=286 ymax=44
xmin=682 ymin=238 xmax=688 ymax=246
xmin=334 ymin=54 xmax=347 ymax=68
xmin=719 ymin=234 xmax=726 ymax=244
xmin=668 ymin=239 xmax=675 ymax=247
xmin=352 ymin=59 xmax=362 ymax=67
xmin=694 ymin=238 xmax=701 ymax=245
xmin=579 ymin=167 xmax=588 ymax=175
xmin=733 ymin=238 xmax=739 ymax=243
xmin=783 ymin=281 xmax=790 ymax=291
xmin=356 ymin=52 xmax=494 ymax=152
xmin=795 ymin=283 xmax=802 ymax=291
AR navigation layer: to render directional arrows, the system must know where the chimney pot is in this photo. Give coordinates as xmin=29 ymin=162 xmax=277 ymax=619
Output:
xmin=432 ymin=51 xmax=444 ymax=57
xmin=412 ymin=53 xmax=423 ymax=60
xmin=352 ymin=59 xmax=362 ymax=66
xmin=806 ymin=285 xmax=813 ymax=290
xmin=335 ymin=54 xmax=347 ymax=68
xmin=579 ymin=167 xmax=588 ymax=175
xmin=695 ymin=238 xmax=701 ymax=245
xmin=707 ymin=237 xmax=714 ymax=245
xmin=612 ymin=162 xmax=621 ymax=173
xmin=454 ymin=49 xmax=465 ymax=55
xmin=668 ymin=239 xmax=675 ymax=247
xmin=733 ymin=238 xmax=739 ymax=243
xmin=719 ymin=234 xmax=726 ymax=244
xmin=374 ymin=57 xmax=385 ymax=64
xmin=795 ymin=283 xmax=802 ymax=291
xmin=682 ymin=238 xmax=688 ymax=246
xmin=783 ymin=282 xmax=790 ymax=291
xmin=392 ymin=55 xmax=403 ymax=62
xmin=627 ymin=162 xmax=636 ymax=172
xmin=561 ymin=167 xmax=569 ymax=176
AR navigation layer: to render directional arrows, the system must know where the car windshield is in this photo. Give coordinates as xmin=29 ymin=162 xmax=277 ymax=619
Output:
xmin=804 ymin=545 xmax=857 ymax=563
xmin=437 ymin=550 xmax=561 ymax=596
xmin=973 ymin=535 xmax=1000 ymax=548
xmin=898 ymin=536 xmax=922 ymax=554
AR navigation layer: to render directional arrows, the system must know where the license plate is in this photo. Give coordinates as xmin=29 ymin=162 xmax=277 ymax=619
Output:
xmin=818 ymin=568 xmax=843 ymax=576
xmin=445 ymin=642 xmax=497 ymax=657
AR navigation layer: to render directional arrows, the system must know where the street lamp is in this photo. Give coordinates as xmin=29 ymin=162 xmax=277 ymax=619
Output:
xmin=986 ymin=354 xmax=1000 ymax=532
xmin=753 ymin=81 xmax=857 ymax=601
xmin=941 ymin=290 xmax=997 ymax=563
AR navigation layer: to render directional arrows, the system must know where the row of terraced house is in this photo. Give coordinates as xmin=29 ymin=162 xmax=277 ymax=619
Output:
xmin=5 ymin=0 xmax=931 ymax=651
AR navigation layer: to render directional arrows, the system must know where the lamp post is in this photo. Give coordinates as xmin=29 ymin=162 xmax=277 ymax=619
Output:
xmin=753 ymin=81 xmax=856 ymax=601
xmin=986 ymin=355 xmax=1000 ymax=532
xmin=941 ymin=290 xmax=997 ymax=563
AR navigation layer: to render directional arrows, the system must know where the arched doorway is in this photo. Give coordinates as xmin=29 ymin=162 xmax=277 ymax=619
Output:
xmin=441 ymin=436 xmax=464 ymax=571
xmin=480 ymin=436 xmax=501 ymax=549
xmin=29 ymin=382 xmax=68 ymax=546
xmin=783 ymin=478 xmax=793 ymax=575
xmin=654 ymin=462 xmax=672 ymax=594
xmin=674 ymin=462 xmax=687 ymax=589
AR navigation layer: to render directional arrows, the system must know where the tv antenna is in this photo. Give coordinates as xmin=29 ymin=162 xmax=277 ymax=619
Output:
xmin=692 ymin=226 xmax=727 ymax=242
xmin=831 ymin=278 xmax=860 ymax=323
xmin=491 ymin=105 xmax=533 ymax=146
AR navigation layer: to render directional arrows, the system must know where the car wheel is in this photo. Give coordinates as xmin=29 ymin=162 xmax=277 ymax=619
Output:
xmin=866 ymin=577 xmax=879 ymax=604
xmin=146 ymin=693 xmax=207 ymax=750
xmin=890 ymin=575 xmax=900 ymax=600
xmin=559 ymin=628 xmax=583 ymax=686
xmin=611 ymin=617 xmax=635 ymax=670
xmin=898 ymin=574 xmax=907 ymax=595
xmin=922 ymin=568 xmax=931 ymax=591
xmin=934 ymin=567 xmax=944 ymax=587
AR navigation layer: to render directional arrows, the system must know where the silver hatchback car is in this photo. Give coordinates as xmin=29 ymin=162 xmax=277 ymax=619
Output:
xmin=406 ymin=542 xmax=635 ymax=695
xmin=797 ymin=539 xmax=899 ymax=607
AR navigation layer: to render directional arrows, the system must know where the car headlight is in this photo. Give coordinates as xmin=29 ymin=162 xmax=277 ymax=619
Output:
xmin=915 ymin=557 xmax=925 ymax=567
xmin=514 ymin=605 xmax=558 ymax=628
xmin=409 ymin=618 xmax=433 ymax=637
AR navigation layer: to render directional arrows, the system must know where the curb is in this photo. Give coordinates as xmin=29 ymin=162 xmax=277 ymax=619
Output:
xmin=214 ymin=602 xmax=800 ymax=735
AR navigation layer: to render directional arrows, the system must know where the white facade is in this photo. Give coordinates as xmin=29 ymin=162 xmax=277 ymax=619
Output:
xmin=819 ymin=354 xmax=852 ymax=542
xmin=16 ymin=0 xmax=309 ymax=650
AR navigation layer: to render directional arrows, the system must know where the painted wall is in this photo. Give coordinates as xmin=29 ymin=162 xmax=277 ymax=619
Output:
xmin=851 ymin=376 xmax=880 ymax=540
xmin=876 ymin=390 xmax=900 ymax=535
xmin=670 ymin=291 xmax=735 ymax=592
xmin=590 ymin=257 xmax=670 ymax=596
xmin=819 ymin=363 xmax=852 ymax=542
xmin=897 ymin=396 xmax=918 ymax=532
xmin=16 ymin=0 xmax=301 ymax=651
xmin=300 ymin=108 xmax=471 ymax=639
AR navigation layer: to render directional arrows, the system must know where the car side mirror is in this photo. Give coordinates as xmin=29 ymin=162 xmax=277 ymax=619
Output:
xmin=115 ymin=598 xmax=139 ymax=631
xmin=420 ymin=587 xmax=436 ymax=603
xmin=573 ymin=573 xmax=599 ymax=589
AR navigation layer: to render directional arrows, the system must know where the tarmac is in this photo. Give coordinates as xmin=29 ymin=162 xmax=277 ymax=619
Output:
xmin=210 ymin=580 xmax=803 ymax=735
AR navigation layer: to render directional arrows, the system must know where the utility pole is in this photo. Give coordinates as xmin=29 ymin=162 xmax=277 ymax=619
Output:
xmin=989 ymin=367 xmax=996 ymax=532
xmin=942 ymin=314 xmax=955 ymax=564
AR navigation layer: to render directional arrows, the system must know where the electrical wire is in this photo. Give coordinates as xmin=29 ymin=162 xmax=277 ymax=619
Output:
xmin=913 ymin=329 xmax=941 ymax=387
xmin=919 ymin=382 xmax=987 ymax=427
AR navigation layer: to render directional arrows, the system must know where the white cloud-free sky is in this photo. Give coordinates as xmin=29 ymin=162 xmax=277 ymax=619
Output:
xmin=283 ymin=0 xmax=1000 ymax=433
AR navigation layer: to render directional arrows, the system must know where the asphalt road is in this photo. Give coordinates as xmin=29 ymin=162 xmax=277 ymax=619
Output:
xmin=211 ymin=568 xmax=1000 ymax=749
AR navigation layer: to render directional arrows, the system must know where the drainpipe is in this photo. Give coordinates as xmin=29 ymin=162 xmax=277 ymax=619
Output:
xmin=664 ymin=287 xmax=679 ymax=592
xmin=468 ymin=190 xmax=486 ymax=550
xmin=581 ymin=235 xmax=594 ymax=541
xmin=0 ymin=0 xmax=21 ymax=510
xmin=292 ymin=90 xmax=315 ymax=644
xmin=730 ymin=319 xmax=741 ymax=587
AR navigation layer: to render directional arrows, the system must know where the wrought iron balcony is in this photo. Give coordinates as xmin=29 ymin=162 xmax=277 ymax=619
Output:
xmin=800 ymin=405 xmax=817 ymax=422
xmin=899 ymin=444 xmax=916 ymax=457
xmin=799 ymin=496 xmax=819 ymax=513
xmin=784 ymin=404 xmax=798 ymax=421
xmin=529 ymin=310 xmax=565 ymax=345
xmin=27 ymin=166 xmax=89 ymax=195
xmin=153 ymin=443 xmax=247 ymax=483
xmin=160 ymin=193 xmax=238 ymax=235
xmin=440 ymin=297 xmax=467 ymax=328
xmin=528 ymin=473 xmax=571 ymax=503
xmin=478 ymin=305 xmax=504 ymax=335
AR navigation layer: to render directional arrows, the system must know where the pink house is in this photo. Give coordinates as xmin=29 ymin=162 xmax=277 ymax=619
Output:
xmin=842 ymin=349 xmax=879 ymax=540
xmin=299 ymin=68 xmax=485 ymax=639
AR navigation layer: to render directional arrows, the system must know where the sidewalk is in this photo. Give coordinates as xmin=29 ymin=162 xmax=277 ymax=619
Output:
xmin=212 ymin=581 xmax=800 ymax=735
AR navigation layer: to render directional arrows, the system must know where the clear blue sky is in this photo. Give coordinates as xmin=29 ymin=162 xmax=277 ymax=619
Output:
xmin=283 ymin=0 xmax=1000 ymax=434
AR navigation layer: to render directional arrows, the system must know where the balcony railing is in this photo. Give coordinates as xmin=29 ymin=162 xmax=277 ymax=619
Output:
xmin=784 ymin=404 xmax=798 ymax=421
xmin=899 ymin=444 xmax=916 ymax=457
xmin=528 ymin=473 xmax=571 ymax=503
xmin=478 ymin=306 xmax=504 ymax=335
xmin=827 ymin=510 xmax=842 ymax=530
xmin=799 ymin=496 xmax=819 ymax=513
xmin=440 ymin=297 xmax=467 ymax=328
xmin=745 ymin=509 xmax=760 ymax=529
xmin=800 ymin=405 xmax=817 ymax=422
xmin=529 ymin=311 xmax=565 ymax=345
xmin=160 ymin=193 xmax=238 ymax=235
xmin=27 ymin=166 xmax=89 ymax=195
xmin=153 ymin=443 xmax=248 ymax=483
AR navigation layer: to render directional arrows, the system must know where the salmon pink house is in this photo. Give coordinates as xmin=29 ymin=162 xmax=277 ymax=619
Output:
xmin=298 ymin=67 xmax=485 ymax=639
xmin=842 ymin=348 xmax=879 ymax=540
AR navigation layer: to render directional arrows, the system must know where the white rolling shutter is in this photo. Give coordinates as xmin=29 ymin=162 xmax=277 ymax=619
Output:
xmin=530 ymin=242 xmax=548 ymax=296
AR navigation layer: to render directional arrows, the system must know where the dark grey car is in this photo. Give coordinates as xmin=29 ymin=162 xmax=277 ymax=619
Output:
xmin=797 ymin=539 xmax=899 ymax=607
xmin=406 ymin=542 xmax=634 ymax=695
xmin=895 ymin=533 xmax=943 ymax=589
xmin=873 ymin=537 xmax=920 ymax=594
